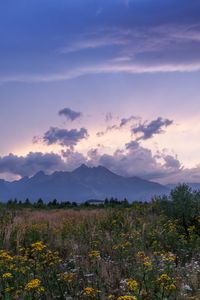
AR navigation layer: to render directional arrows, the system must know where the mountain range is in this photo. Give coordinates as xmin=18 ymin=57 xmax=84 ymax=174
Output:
xmin=0 ymin=164 xmax=171 ymax=202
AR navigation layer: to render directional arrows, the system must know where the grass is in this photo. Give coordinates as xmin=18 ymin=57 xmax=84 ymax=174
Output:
xmin=0 ymin=186 xmax=200 ymax=299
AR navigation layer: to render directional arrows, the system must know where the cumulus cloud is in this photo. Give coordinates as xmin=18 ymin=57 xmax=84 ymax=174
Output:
xmin=132 ymin=117 xmax=173 ymax=140
xmin=0 ymin=152 xmax=67 ymax=177
xmin=61 ymin=149 xmax=87 ymax=170
xmin=0 ymin=144 xmax=199 ymax=184
xmin=57 ymin=140 xmax=182 ymax=182
xmin=43 ymin=127 xmax=88 ymax=148
xmin=58 ymin=108 xmax=82 ymax=121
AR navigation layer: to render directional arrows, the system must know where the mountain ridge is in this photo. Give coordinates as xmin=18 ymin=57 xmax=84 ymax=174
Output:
xmin=0 ymin=165 xmax=169 ymax=202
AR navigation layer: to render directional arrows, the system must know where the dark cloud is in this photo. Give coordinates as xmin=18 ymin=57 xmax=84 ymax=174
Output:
xmin=58 ymin=108 xmax=82 ymax=121
xmin=43 ymin=127 xmax=88 ymax=148
xmin=120 ymin=116 xmax=139 ymax=127
xmin=163 ymin=155 xmax=181 ymax=170
xmin=0 ymin=152 xmax=66 ymax=177
xmin=132 ymin=117 xmax=173 ymax=140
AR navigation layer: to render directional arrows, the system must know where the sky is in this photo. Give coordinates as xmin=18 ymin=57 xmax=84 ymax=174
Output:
xmin=0 ymin=0 xmax=200 ymax=183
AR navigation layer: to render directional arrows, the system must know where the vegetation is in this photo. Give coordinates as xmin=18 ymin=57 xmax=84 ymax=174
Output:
xmin=0 ymin=184 xmax=200 ymax=299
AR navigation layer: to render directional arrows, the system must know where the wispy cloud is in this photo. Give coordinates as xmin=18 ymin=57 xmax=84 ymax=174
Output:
xmin=2 ymin=23 xmax=200 ymax=84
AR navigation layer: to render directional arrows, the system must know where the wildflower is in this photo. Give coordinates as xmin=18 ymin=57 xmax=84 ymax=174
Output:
xmin=117 ymin=296 xmax=137 ymax=300
xmin=158 ymin=273 xmax=171 ymax=283
xmin=167 ymin=283 xmax=176 ymax=290
xmin=162 ymin=252 xmax=176 ymax=262
xmin=31 ymin=241 xmax=46 ymax=252
xmin=2 ymin=272 xmax=13 ymax=279
xmin=0 ymin=250 xmax=13 ymax=261
xmin=4 ymin=287 xmax=13 ymax=293
xmin=62 ymin=272 xmax=75 ymax=282
xmin=143 ymin=256 xmax=152 ymax=269
xmin=88 ymin=250 xmax=100 ymax=258
xmin=137 ymin=251 xmax=145 ymax=258
xmin=83 ymin=287 xmax=97 ymax=296
xmin=38 ymin=287 xmax=45 ymax=293
xmin=140 ymin=289 xmax=148 ymax=297
xmin=25 ymin=278 xmax=41 ymax=290
xmin=126 ymin=278 xmax=138 ymax=291
xmin=108 ymin=295 xmax=115 ymax=299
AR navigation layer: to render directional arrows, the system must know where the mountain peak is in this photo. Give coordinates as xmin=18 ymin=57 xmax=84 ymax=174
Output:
xmin=32 ymin=170 xmax=46 ymax=178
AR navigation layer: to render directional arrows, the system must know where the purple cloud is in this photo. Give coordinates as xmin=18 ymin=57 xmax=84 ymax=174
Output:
xmin=58 ymin=108 xmax=82 ymax=121
xmin=132 ymin=117 xmax=173 ymax=140
xmin=43 ymin=127 xmax=88 ymax=148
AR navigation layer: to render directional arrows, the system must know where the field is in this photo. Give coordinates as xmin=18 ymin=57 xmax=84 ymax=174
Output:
xmin=0 ymin=185 xmax=200 ymax=299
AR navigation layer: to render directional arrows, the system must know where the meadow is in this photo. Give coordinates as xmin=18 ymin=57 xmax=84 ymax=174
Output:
xmin=0 ymin=184 xmax=200 ymax=299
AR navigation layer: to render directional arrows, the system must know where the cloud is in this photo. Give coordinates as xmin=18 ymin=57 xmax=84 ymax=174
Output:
xmin=59 ymin=31 xmax=128 ymax=54
xmin=61 ymin=149 xmax=87 ymax=170
xmin=132 ymin=117 xmax=173 ymax=140
xmin=43 ymin=127 xmax=88 ymax=148
xmin=2 ymin=22 xmax=200 ymax=84
xmin=1 ymin=1 xmax=200 ymax=84
xmin=58 ymin=108 xmax=82 ymax=121
xmin=93 ymin=141 xmax=181 ymax=180
xmin=96 ymin=125 xmax=118 ymax=137
xmin=97 ymin=115 xmax=139 ymax=137
xmin=0 ymin=152 xmax=67 ymax=177
xmin=57 ymin=140 xmax=182 ymax=182
xmin=120 ymin=115 xmax=139 ymax=127
xmin=105 ymin=112 xmax=113 ymax=122
xmin=0 ymin=144 xmax=199 ymax=184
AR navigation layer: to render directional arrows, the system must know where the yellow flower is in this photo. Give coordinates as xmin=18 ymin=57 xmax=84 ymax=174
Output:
xmin=137 ymin=251 xmax=145 ymax=258
xmin=127 ymin=278 xmax=138 ymax=291
xmin=25 ymin=278 xmax=41 ymax=290
xmin=143 ymin=257 xmax=152 ymax=269
xmin=31 ymin=241 xmax=46 ymax=252
xmin=162 ymin=252 xmax=176 ymax=262
xmin=0 ymin=250 xmax=13 ymax=261
xmin=4 ymin=287 xmax=13 ymax=293
xmin=141 ymin=289 xmax=148 ymax=297
xmin=83 ymin=287 xmax=97 ymax=296
xmin=88 ymin=250 xmax=100 ymax=258
xmin=167 ymin=283 xmax=176 ymax=290
xmin=117 ymin=296 xmax=137 ymax=300
xmin=158 ymin=273 xmax=171 ymax=283
xmin=2 ymin=272 xmax=13 ymax=279
xmin=108 ymin=295 xmax=115 ymax=299
xmin=62 ymin=272 xmax=75 ymax=282
xmin=38 ymin=287 xmax=45 ymax=293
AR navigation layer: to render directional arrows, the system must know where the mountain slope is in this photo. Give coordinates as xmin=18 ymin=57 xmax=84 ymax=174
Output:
xmin=0 ymin=164 xmax=169 ymax=202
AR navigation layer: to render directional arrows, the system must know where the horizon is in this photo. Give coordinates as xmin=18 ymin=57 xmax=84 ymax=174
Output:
xmin=0 ymin=163 xmax=197 ymax=186
xmin=1 ymin=0 xmax=200 ymax=184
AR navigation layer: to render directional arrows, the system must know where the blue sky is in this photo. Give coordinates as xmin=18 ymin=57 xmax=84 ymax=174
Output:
xmin=0 ymin=0 xmax=200 ymax=183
